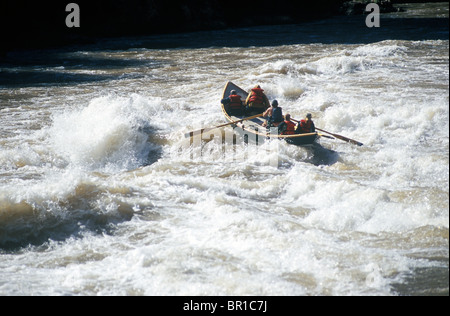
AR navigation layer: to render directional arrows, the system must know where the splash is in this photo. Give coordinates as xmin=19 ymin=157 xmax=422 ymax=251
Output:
xmin=48 ymin=94 xmax=161 ymax=172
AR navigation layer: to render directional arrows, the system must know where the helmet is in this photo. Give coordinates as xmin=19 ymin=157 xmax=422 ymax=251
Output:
xmin=306 ymin=113 xmax=312 ymax=119
xmin=272 ymin=100 xmax=279 ymax=107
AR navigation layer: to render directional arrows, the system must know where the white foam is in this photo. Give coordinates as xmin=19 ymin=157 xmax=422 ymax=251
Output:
xmin=0 ymin=35 xmax=448 ymax=296
xmin=47 ymin=94 xmax=160 ymax=172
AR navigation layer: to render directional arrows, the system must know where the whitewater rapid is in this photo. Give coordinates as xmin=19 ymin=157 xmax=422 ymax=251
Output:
xmin=0 ymin=5 xmax=448 ymax=296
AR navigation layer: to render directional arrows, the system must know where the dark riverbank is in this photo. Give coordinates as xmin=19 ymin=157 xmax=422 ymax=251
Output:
xmin=4 ymin=0 xmax=341 ymax=51
xmin=2 ymin=0 xmax=448 ymax=54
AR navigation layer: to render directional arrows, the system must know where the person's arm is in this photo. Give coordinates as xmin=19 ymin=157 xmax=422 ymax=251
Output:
xmin=221 ymin=97 xmax=230 ymax=105
xmin=263 ymin=94 xmax=270 ymax=108
xmin=245 ymin=93 xmax=251 ymax=105
xmin=296 ymin=121 xmax=303 ymax=133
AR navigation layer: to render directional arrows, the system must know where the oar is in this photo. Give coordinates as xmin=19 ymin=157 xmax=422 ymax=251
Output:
xmin=184 ymin=113 xmax=263 ymax=138
xmin=316 ymin=133 xmax=335 ymax=140
xmin=292 ymin=118 xmax=363 ymax=146
xmin=315 ymin=127 xmax=363 ymax=146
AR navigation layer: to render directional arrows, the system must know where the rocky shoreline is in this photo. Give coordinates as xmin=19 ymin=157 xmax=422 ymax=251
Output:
xmin=2 ymin=0 xmax=447 ymax=54
xmin=340 ymin=1 xmax=403 ymax=15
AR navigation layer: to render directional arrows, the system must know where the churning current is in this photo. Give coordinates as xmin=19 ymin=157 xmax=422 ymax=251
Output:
xmin=0 ymin=3 xmax=448 ymax=295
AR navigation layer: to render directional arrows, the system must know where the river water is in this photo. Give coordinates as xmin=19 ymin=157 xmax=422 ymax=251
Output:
xmin=0 ymin=3 xmax=448 ymax=296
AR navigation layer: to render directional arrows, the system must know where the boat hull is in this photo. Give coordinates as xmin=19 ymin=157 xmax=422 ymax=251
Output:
xmin=221 ymin=81 xmax=319 ymax=146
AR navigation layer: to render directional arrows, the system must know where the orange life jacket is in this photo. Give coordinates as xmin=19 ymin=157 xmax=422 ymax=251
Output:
xmin=248 ymin=88 xmax=264 ymax=104
xmin=229 ymin=94 xmax=242 ymax=109
xmin=283 ymin=120 xmax=297 ymax=135
xmin=299 ymin=119 xmax=314 ymax=133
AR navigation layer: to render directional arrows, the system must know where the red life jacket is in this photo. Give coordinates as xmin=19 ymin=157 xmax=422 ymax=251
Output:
xmin=283 ymin=120 xmax=296 ymax=135
xmin=248 ymin=88 xmax=264 ymax=104
xmin=299 ymin=119 xmax=314 ymax=133
xmin=229 ymin=94 xmax=242 ymax=109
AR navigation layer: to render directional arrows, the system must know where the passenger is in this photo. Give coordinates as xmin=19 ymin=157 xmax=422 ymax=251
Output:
xmin=296 ymin=113 xmax=316 ymax=134
xmin=221 ymin=90 xmax=244 ymax=116
xmin=279 ymin=114 xmax=297 ymax=135
xmin=262 ymin=100 xmax=283 ymax=128
xmin=245 ymin=85 xmax=270 ymax=115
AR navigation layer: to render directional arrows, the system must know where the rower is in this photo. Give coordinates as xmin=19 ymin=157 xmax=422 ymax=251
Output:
xmin=279 ymin=114 xmax=297 ymax=135
xmin=296 ymin=113 xmax=316 ymax=134
xmin=221 ymin=90 xmax=244 ymax=116
xmin=262 ymin=100 xmax=283 ymax=128
xmin=245 ymin=85 xmax=270 ymax=115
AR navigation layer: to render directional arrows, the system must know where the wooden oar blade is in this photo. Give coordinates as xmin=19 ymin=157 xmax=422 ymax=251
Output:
xmin=291 ymin=118 xmax=363 ymax=146
xmin=337 ymin=135 xmax=363 ymax=146
xmin=184 ymin=113 xmax=263 ymax=138
xmin=184 ymin=127 xmax=213 ymax=138
xmin=318 ymin=133 xmax=335 ymax=140
xmin=343 ymin=137 xmax=363 ymax=146
xmin=316 ymin=127 xmax=363 ymax=146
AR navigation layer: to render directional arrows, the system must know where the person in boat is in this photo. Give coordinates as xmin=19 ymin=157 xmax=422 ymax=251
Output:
xmin=296 ymin=113 xmax=316 ymax=134
xmin=245 ymin=85 xmax=270 ymax=115
xmin=221 ymin=90 xmax=244 ymax=116
xmin=278 ymin=114 xmax=297 ymax=135
xmin=262 ymin=100 xmax=283 ymax=128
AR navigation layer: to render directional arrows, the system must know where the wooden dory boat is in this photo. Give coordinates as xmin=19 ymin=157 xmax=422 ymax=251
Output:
xmin=221 ymin=81 xmax=320 ymax=146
